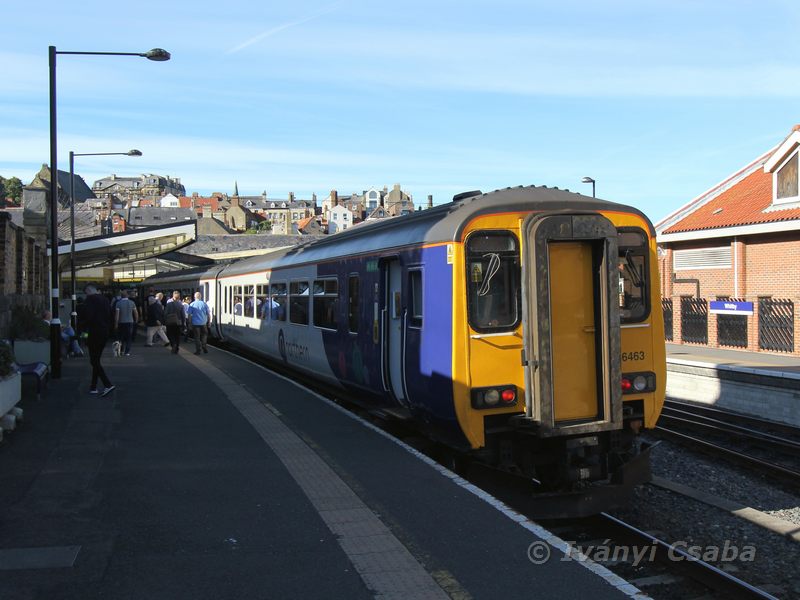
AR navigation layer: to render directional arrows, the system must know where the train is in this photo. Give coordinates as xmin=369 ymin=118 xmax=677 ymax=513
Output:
xmin=141 ymin=185 xmax=667 ymax=517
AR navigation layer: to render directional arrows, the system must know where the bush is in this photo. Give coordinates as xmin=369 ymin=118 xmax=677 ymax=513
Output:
xmin=8 ymin=305 xmax=49 ymax=341
xmin=0 ymin=342 xmax=16 ymax=378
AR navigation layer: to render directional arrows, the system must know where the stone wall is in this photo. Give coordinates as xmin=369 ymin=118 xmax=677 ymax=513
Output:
xmin=0 ymin=212 xmax=47 ymax=337
xmin=666 ymin=362 xmax=800 ymax=427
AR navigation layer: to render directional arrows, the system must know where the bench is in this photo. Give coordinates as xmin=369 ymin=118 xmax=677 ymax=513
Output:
xmin=16 ymin=361 xmax=48 ymax=399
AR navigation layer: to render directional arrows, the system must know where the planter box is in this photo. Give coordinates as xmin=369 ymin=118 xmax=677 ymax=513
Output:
xmin=0 ymin=371 xmax=22 ymax=417
xmin=13 ymin=340 xmax=50 ymax=366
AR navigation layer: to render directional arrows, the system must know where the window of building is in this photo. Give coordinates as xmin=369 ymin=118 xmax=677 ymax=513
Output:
xmin=289 ymin=281 xmax=309 ymax=325
xmin=313 ymin=279 xmax=338 ymax=330
xmin=348 ymin=276 xmax=359 ymax=333
xmin=466 ymin=232 xmax=520 ymax=332
xmin=776 ymin=151 xmax=799 ymax=203
xmin=409 ymin=269 xmax=423 ymax=328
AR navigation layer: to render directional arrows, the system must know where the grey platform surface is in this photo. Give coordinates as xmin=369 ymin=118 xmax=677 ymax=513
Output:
xmin=0 ymin=344 xmax=633 ymax=600
xmin=667 ymin=342 xmax=800 ymax=376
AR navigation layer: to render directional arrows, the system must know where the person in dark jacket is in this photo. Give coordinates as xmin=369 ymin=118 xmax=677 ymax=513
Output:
xmin=145 ymin=296 xmax=170 ymax=346
xmin=83 ymin=284 xmax=115 ymax=396
xmin=163 ymin=290 xmax=186 ymax=354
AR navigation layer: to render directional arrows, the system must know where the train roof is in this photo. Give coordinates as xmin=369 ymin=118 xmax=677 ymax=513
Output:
xmin=143 ymin=186 xmax=654 ymax=284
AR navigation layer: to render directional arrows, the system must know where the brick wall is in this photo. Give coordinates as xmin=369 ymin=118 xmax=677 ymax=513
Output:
xmin=660 ymin=232 xmax=800 ymax=355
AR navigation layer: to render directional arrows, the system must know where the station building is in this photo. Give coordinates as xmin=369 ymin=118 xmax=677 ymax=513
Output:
xmin=657 ymin=125 xmax=800 ymax=355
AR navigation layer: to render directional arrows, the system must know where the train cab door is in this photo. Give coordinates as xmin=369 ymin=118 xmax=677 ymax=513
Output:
xmin=382 ymin=258 xmax=407 ymax=406
xmin=521 ymin=213 xmax=622 ymax=437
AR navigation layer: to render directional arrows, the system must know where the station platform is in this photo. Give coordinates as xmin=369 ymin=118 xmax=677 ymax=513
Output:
xmin=665 ymin=343 xmax=800 ymax=426
xmin=666 ymin=342 xmax=800 ymax=378
xmin=0 ymin=343 xmax=638 ymax=599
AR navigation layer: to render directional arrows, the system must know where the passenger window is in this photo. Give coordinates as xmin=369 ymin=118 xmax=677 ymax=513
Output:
xmin=234 ymin=286 xmax=244 ymax=316
xmin=466 ymin=232 xmax=520 ymax=332
xmin=269 ymin=283 xmax=287 ymax=321
xmin=617 ymin=229 xmax=649 ymax=323
xmin=244 ymin=285 xmax=255 ymax=317
xmin=409 ymin=270 xmax=423 ymax=328
xmin=313 ymin=279 xmax=338 ymax=330
xmin=290 ymin=281 xmax=309 ymax=325
xmin=348 ymin=276 xmax=359 ymax=333
xmin=257 ymin=284 xmax=268 ymax=319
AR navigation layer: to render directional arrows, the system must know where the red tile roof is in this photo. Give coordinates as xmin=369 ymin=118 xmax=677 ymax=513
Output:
xmin=179 ymin=196 xmax=221 ymax=212
xmin=662 ymin=168 xmax=800 ymax=234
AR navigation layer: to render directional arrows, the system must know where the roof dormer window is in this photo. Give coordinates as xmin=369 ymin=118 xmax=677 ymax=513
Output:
xmin=776 ymin=151 xmax=798 ymax=204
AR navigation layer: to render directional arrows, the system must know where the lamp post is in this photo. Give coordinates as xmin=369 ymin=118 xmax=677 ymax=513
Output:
xmin=48 ymin=46 xmax=169 ymax=378
xmin=581 ymin=176 xmax=596 ymax=198
xmin=69 ymin=149 xmax=142 ymax=330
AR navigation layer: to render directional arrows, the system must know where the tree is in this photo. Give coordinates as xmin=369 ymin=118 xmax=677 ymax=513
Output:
xmin=0 ymin=177 xmax=6 ymax=205
xmin=3 ymin=177 xmax=22 ymax=203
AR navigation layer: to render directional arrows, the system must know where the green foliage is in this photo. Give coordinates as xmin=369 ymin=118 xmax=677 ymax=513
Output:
xmin=0 ymin=343 xmax=15 ymax=378
xmin=3 ymin=176 xmax=22 ymax=202
xmin=8 ymin=305 xmax=50 ymax=341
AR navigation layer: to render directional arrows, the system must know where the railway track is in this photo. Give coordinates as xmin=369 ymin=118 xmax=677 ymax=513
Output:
xmin=655 ymin=400 xmax=800 ymax=487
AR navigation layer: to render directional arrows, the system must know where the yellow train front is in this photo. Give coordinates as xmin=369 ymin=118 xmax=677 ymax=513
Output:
xmin=449 ymin=188 xmax=666 ymax=516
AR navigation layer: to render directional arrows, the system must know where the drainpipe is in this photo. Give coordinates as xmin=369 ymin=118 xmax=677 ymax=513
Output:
xmin=672 ymin=274 xmax=700 ymax=298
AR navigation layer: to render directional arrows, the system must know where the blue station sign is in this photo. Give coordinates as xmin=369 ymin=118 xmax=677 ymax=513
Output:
xmin=709 ymin=300 xmax=754 ymax=316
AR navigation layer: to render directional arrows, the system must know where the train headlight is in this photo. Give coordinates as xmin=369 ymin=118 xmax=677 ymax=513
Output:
xmin=471 ymin=386 xmax=518 ymax=409
xmin=621 ymin=372 xmax=656 ymax=395
xmin=484 ymin=389 xmax=500 ymax=406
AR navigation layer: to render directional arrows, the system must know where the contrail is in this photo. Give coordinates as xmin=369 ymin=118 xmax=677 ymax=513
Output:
xmin=226 ymin=2 xmax=342 ymax=54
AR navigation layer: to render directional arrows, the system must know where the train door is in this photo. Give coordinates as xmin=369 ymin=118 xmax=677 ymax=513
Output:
xmin=521 ymin=213 xmax=622 ymax=436
xmin=382 ymin=259 xmax=407 ymax=405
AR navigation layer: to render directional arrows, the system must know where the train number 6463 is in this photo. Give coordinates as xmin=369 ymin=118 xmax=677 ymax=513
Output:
xmin=622 ymin=351 xmax=646 ymax=361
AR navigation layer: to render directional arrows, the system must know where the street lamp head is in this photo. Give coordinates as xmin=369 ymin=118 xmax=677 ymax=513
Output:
xmin=127 ymin=149 xmax=143 ymax=156
xmin=143 ymin=48 xmax=171 ymax=61
xmin=581 ymin=176 xmax=595 ymax=184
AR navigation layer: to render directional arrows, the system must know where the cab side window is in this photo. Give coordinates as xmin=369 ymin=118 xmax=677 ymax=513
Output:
xmin=617 ymin=229 xmax=649 ymax=323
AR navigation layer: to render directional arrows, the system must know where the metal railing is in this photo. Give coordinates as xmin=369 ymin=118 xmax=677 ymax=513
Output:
xmin=681 ymin=297 xmax=708 ymax=344
xmin=759 ymin=298 xmax=794 ymax=353
xmin=662 ymin=298 xmax=673 ymax=341
xmin=717 ymin=297 xmax=748 ymax=348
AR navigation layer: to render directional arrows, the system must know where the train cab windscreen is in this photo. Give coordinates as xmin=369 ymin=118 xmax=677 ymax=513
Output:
xmin=466 ymin=232 xmax=520 ymax=332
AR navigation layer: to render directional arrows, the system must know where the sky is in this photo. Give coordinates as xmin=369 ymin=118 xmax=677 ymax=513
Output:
xmin=1 ymin=0 xmax=799 ymax=223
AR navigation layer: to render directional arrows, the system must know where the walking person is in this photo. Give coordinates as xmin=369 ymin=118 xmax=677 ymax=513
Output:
xmin=83 ymin=284 xmax=115 ymax=396
xmin=182 ymin=296 xmax=191 ymax=342
xmin=187 ymin=291 xmax=211 ymax=354
xmin=145 ymin=296 xmax=170 ymax=347
xmin=164 ymin=290 xmax=186 ymax=354
xmin=114 ymin=290 xmax=138 ymax=356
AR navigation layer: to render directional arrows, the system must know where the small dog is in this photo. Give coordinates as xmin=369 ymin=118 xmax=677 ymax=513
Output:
xmin=111 ymin=340 xmax=122 ymax=357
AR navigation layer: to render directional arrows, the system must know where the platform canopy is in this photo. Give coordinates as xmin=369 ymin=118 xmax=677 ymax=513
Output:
xmin=50 ymin=221 xmax=197 ymax=270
